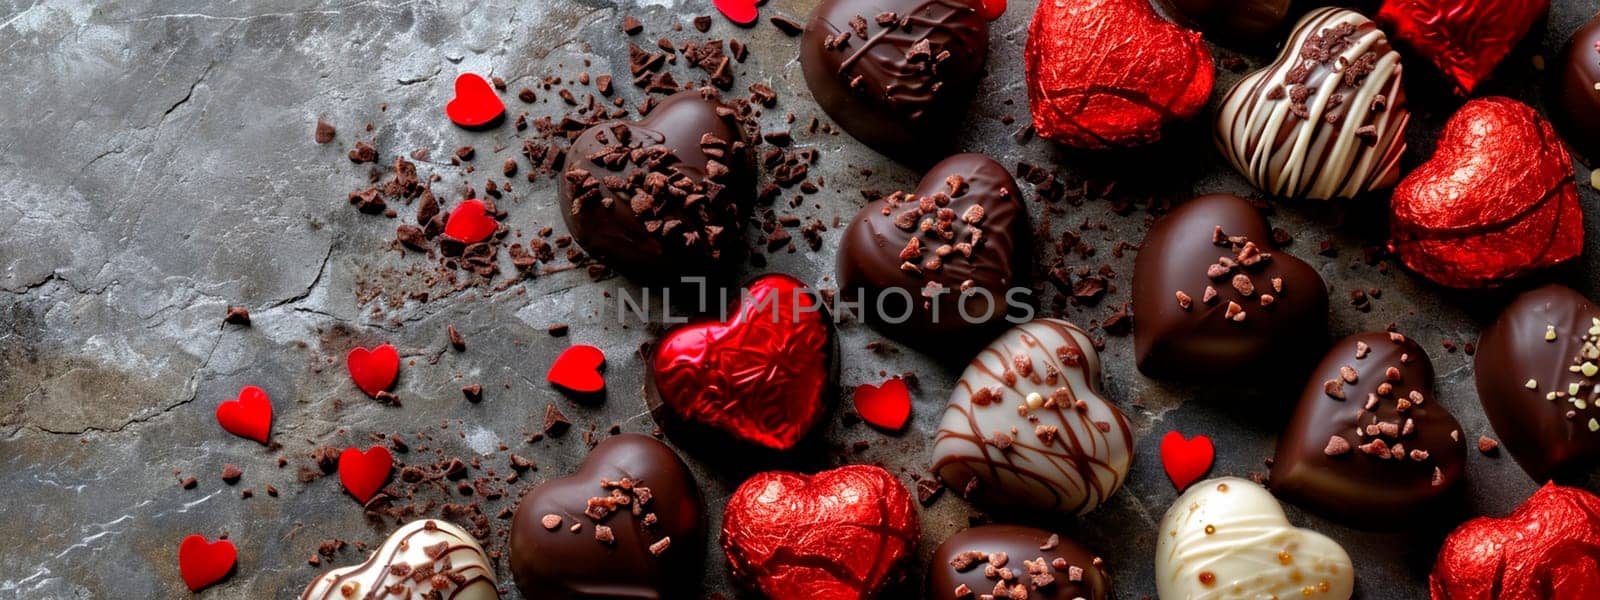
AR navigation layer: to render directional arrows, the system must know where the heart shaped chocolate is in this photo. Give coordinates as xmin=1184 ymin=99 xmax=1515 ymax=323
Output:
xmin=837 ymin=153 xmax=1030 ymax=354
xmin=302 ymin=519 xmax=497 ymax=600
xmin=1552 ymin=15 xmax=1600 ymax=167
xmin=649 ymin=273 xmax=833 ymax=450
xmin=1155 ymin=477 xmax=1354 ymax=599
xmin=1132 ymin=194 xmax=1328 ymax=380
xmin=1217 ymin=7 xmax=1410 ymax=200
xmin=559 ymin=90 xmax=755 ymax=281
xmin=1476 ymin=284 xmax=1600 ymax=482
xmin=929 ymin=524 xmax=1112 ymax=600
xmin=1378 ymin=0 xmax=1548 ymax=96
xmin=510 ymin=434 xmax=704 ymax=598
xmin=933 ymin=318 xmax=1134 ymax=515
xmin=1431 ymin=482 xmax=1600 ymax=600
xmin=722 ymin=464 xmax=919 ymax=599
xmin=1025 ymin=0 xmax=1213 ymax=149
xmin=1390 ymin=97 xmax=1582 ymax=289
xmin=800 ymin=0 xmax=989 ymax=163
xmin=1271 ymin=331 xmax=1467 ymax=528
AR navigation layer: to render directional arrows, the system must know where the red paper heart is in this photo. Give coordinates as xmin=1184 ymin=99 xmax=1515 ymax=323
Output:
xmin=1431 ymin=483 xmax=1600 ymax=600
xmin=444 ymin=73 xmax=504 ymax=129
xmin=1390 ymin=97 xmax=1582 ymax=289
xmin=443 ymin=199 xmax=497 ymax=243
xmin=713 ymin=0 xmax=759 ymax=26
xmin=1378 ymin=0 xmax=1548 ymax=96
xmin=1025 ymin=0 xmax=1213 ymax=148
xmin=854 ymin=378 xmax=910 ymax=431
xmin=177 ymin=534 xmax=237 ymax=592
xmin=722 ymin=465 xmax=919 ymax=599
xmin=547 ymin=344 xmax=606 ymax=394
xmin=338 ymin=445 xmax=393 ymax=504
xmin=650 ymin=274 xmax=832 ymax=450
xmin=215 ymin=385 xmax=272 ymax=444
xmin=346 ymin=344 xmax=399 ymax=397
xmin=1160 ymin=431 xmax=1214 ymax=492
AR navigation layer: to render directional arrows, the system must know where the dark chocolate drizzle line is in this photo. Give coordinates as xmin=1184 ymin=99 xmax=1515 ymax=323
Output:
xmin=824 ymin=0 xmax=977 ymax=120
xmin=302 ymin=521 xmax=494 ymax=600
xmin=933 ymin=320 xmax=1133 ymax=513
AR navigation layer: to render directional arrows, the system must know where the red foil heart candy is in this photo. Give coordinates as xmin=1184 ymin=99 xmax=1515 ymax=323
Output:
xmin=1430 ymin=482 xmax=1600 ymax=599
xmin=1390 ymin=97 xmax=1583 ymax=289
xmin=649 ymin=273 xmax=833 ymax=450
xmin=1025 ymin=0 xmax=1213 ymax=149
xmin=1378 ymin=0 xmax=1549 ymax=96
xmin=722 ymin=464 xmax=919 ymax=599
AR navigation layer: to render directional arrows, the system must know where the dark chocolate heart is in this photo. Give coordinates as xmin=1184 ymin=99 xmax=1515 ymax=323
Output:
xmin=1476 ymin=284 xmax=1600 ymax=482
xmin=837 ymin=153 xmax=1030 ymax=354
xmin=929 ymin=524 xmax=1113 ymax=600
xmin=1132 ymin=194 xmax=1329 ymax=379
xmin=558 ymin=90 xmax=755 ymax=281
xmin=1271 ymin=332 xmax=1467 ymax=528
xmin=800 ymin=0 xmax=989 ymax=163
xmin=509 ymin=434 xmax=705 ymax=598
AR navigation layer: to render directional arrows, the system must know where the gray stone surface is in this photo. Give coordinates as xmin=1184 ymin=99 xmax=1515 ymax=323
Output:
xmin=2 ymin=0 xmax=1599 ymax=597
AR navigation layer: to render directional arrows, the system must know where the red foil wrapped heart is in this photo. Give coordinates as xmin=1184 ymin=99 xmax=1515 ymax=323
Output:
xmin=650 ymin=273 xmax=832 ymax=450
xmin=1025 ymin=0 xmax=1213 ymax=149
xmin=1390 ymin=97 xmax=1582 ymax=289
xmin=1378 ymin=0 xmax=1548 ymax=96
xmin=1431 ymin=482 xmax=1600 ymax=599
xmin=722 ymin=464 xmax=919 ymax=599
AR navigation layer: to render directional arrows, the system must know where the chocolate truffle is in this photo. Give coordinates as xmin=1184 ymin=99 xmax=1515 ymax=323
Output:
xmin=1271 ymin=332 xmax=1467 ymax=528
xmin=800 ymin=0 xmax=988 ymax=163
xmin=933 ymin=319 xmax=1134 ymax=514
xmin=1216 ymin=7 xmax=1410 ymax=200
xmin=1553 ymin=12 xmax=1600 ymax=167
xmin=837 ymin=153 xmax=1030 ymax=353
xmin=1156 ymin=477 xmax=1355 ymax=600
xmin=1163 ymin=0 xmax=1290 ymax=42
xmin=1476 ymin=284 xmax=1600 ymax=482
xmin=301 ymin=519 xmax=497 ymax=600
xmin=559 ymin=90 xmax=754 ymax=281
xmin=509 ymin=434 xmax=704 ymax=598
xmin=1132 ymin=194 xmax=1329 ymax=380
xmin=930 ymin=525 xmax=1112 ymax=600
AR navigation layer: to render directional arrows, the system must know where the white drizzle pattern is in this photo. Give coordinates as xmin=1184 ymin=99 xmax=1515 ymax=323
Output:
xmin=1216 ymin=7 xmax=1409 ymax=200
xmin=932 ymin=318 xmax=1134 ymax=515
xmin=1155 ymin=477 xmax=1353 ymax=600
xmin=301 ymin=519 xmax=498 ymax=600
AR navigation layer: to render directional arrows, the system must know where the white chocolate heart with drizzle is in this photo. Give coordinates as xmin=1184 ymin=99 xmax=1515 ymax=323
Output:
xmin=301 ymin=519 xmax=498 ymax=600
xmin=1155 ymin=477 xmax=1353 ymax=599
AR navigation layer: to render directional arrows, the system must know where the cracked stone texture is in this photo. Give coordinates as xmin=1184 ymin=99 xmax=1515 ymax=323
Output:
xmin=3 ymin=0 xmax=1600 ymax=597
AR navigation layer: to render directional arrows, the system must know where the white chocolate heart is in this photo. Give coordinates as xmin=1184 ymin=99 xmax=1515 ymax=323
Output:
xmin=1155 ymin=477 xmax=1353 ymax=599
xmin=301 ymin=519 xmax=498 ymax=600
xmin=932 ymin=318 xmax=1134 ymax=514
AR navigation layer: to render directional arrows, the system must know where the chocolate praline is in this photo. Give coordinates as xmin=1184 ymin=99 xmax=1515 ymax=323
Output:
xmin=800 ymin=0 xmax=988 ymax=163
xmin=1553 ymin=13 xmax=1600 ymax=167
xmin=837 ymin=153 xmax=1030 ymax=353
xmin=929 ymin=525 xmax=1112 ymax=600
xmin=1476 ymin=284 xmax=1600 ymax=482
xmin=509 ymin=434 xmax=704 ymax=598
xmin=1132 ymin=194 xmax=1329 ymax=380
xmin=558 ymin=90 xmax=754 ymax=282
xmin=1270 ymin=332 xmax=1467 ymax=528
xmin=1161 ymin=0 xmax=1290 ymax=42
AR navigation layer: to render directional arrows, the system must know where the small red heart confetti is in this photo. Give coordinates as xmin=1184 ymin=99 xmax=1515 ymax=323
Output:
xmin=444 ymin=73 xmax=504 ymax=129
xmin=346 ymin=344 xmax=399 ymax=397
xmin=970 ymin=0 xmax=1006 ymax=21
xmin=338 ymin=445 xmax=393 ymax=504
xmin=443 ymin=199 xmax=497 ymax=243
xmin=1160 ymin=430 xmax=1215 ymax=492
xmin=215 ymin=385 xmax=272 ymax=444
xmin=177 ymin=534 xmax=237 ymax=592
xmin=854 ymin=378 xmax=911 ymax=431
xmin=547 ymin=345 xmax=605 ymax=394
xmin=713 ymin=0 xmax=760 ymax=26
